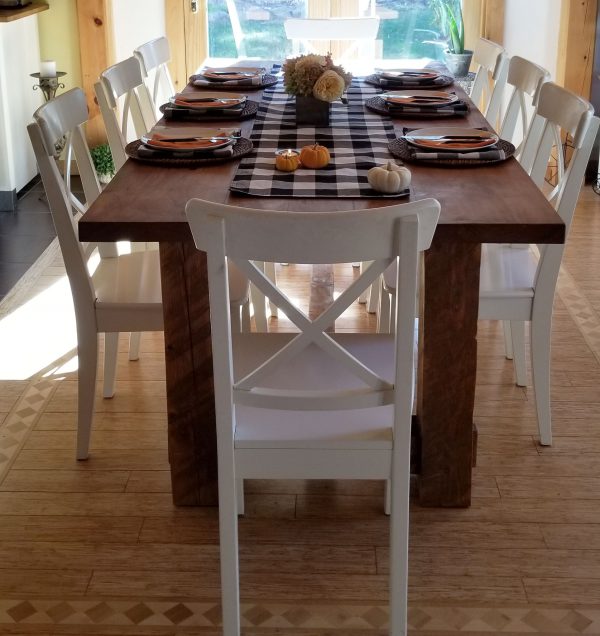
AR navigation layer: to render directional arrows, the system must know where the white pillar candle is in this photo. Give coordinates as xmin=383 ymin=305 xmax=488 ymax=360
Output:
xmin=40 ymin=60 xmax=56 ymax=78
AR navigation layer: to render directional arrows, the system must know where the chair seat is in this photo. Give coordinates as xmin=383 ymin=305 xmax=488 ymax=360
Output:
xmin=479 ymin=243 xmax=537 ymax=299
xmin=235 ymin=404 xmax=393 ymax=450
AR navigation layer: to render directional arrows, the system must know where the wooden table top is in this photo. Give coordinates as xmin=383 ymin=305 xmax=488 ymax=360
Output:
xmin=80 ymin=79 xmax=565 ymax=246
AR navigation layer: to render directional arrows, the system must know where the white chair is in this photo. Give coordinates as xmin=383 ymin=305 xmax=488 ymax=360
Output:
xmin=499 ymin=55 xmax=550 ymax=155
xmin=94 ymin=56 xmax=156 ymax=172
xmin=28 ymin=88 xmax=252 ymax=460
xmin=28 ymin=88 xmax=164 ymax=460
xmin=479 ymin=83 xmax=598 ymax=445
xmin=284 ymin=16 xmax=380 ymax=64
xmin=134 ymin=36 xmax=176 ymax=119
xmin=186 ymin=196 xmax=440 ymax=636
xmin=470 ymin=38 xmax=508 ymax=128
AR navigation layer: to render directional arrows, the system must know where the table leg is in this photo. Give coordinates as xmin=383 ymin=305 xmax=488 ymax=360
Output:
xmin=160 ymin=241 xmax=218 ymax=506
xmin=417 ymin=238 xmax=480 ymax=507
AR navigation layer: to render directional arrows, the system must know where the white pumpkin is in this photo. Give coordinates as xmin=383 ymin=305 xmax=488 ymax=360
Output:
xmin=367 ymin=161 xmax=411 ymax=193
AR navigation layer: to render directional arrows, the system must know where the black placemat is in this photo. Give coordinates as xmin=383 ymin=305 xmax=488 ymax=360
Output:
xmin=159 ymin=99 xmax=259 ymax=121
xmin=388 ymin=137 xmax=515 ymax=166
xmin=125 ymin=137 xmax=254 ymax=167
xmin=188 ymin=74 xmax=278 ymax=90
xmin=364 ymin=96 xmax=469 ymax=119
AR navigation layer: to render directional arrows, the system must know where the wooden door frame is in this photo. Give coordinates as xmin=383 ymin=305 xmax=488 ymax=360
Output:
xmin=557 ymin=0 xmax=598 ymax=99
xmin=165 ymin=0 xmax=208 ymax=92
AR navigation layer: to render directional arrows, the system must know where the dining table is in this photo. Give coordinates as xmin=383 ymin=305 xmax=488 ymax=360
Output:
xmin=79 ymin=64 xmax=564 ymax=508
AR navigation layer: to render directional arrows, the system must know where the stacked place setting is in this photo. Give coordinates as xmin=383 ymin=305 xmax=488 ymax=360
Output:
xmin=366 ymin=89 xmax=469 ymax=119
xmin=189 ymin=66 xmax=278 ymax=89
xmin=124 ymin=124 xmax=253 ymax=165
xmin=389 ymin=126 xmax=516 ymax=166
xmin=160 ymin=91 xmax=258 ymax=121
xmin=365 ymin=68 xmax=454 ymax=90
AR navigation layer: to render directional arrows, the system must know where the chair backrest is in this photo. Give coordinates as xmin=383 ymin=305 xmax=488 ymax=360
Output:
xmin=470 ymin=38 xmax=508 ymax=127
xmin=95 ymin=56 xmax=156 ymax=172
xmin=134 ymin=36 xmax=176 ymax=118
xmin=521 ymin=83 xmax=598 ymax=301
xmin=186 ymin=198 xmax=439 ymax=412
xmin=27 ymin=88 xmax=102 ymax=325
xmin=499 ymin=56 xmax=550 ymax=154
xmin=284 ymin=17 xmax=380 ymax=62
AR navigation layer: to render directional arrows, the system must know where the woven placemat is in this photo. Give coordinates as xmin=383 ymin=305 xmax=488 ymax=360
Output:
xmin=125 ymin=137 xmax=254 ymax=167
xmin=188 ymin=74 xmax=278 ymax=90
xmin=389 ymin=137 xmax=515 ymax=166
xmin=159 ymin=99 xmax=258 ymax=121
xmin=364 ymin=73 xmax=454 ymax=89
xmin=364 ymin=96 xmax=469 ymax=119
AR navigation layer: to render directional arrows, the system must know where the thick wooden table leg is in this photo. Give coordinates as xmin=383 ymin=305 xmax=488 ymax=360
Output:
xmin=160 ymin=241 xmax=218 ymax=506
xmin=417 ymin=238 xmax=480 ymax=507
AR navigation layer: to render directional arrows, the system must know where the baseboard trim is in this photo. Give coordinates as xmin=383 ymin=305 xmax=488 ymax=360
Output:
xmin=0 ymin=189 xmax=17 ymax=211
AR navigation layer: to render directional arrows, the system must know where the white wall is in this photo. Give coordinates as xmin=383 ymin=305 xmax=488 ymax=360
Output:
xmin=111 ymin=0 xmax=166 ymax=63
xmin=503 ymin=0 xmax=561 ymax=80
xmin=0 ymin=15 xmax=43 ymax=198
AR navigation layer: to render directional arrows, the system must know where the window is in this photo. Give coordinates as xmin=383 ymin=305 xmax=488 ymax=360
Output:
xmin=207 ymin=1 xmax=446 ymax=62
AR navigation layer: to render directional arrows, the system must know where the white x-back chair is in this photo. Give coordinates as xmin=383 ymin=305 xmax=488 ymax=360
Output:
xmin=94 ymin=56 xmax=156 ymax=172
xmin=134 ymin=36 xmax=176 ymax=119
xmin=186 ymin=197 xmax=440 ymax=636
xmin=28 ymin=88 xmax=164 ymax=460
xmin=499 ymin=55 xmax=550 ymax=156
xmin=479 ymin=82 xmax=598 ymax=446
xmin=470 ymin=38 xmax=508 ymax=128
xmin=284 ymin=16 xmax=380 ymax=64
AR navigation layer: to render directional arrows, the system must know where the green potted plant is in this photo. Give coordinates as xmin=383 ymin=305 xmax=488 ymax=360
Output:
xmin=90 ymin=143 xmax=115 ymax=184
xmin=434 ymin=0 xmax=473 ymax=77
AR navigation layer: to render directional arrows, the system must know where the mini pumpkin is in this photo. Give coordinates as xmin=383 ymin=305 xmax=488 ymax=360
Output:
xmin=367 ymin=161 xmax=411 ymax=193
xmin=299 ymin=144 xmax=330 ymax=169
xmin=275 ymin=151 xmax=301 ymax=172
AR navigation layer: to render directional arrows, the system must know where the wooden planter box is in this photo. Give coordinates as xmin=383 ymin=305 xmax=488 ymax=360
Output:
xmin=295 ymin=95 xmax=330 ymax=127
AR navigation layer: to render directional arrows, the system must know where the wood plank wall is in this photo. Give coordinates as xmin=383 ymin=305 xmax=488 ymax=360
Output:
xmin=75 ymin=0 xmax=112 ymax=147
xmin=557 ymin=0 xmax=598 ymax=99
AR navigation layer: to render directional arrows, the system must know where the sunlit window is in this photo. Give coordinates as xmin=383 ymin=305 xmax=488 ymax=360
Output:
xmin=207 ymin=0 xmax=445 ymax=62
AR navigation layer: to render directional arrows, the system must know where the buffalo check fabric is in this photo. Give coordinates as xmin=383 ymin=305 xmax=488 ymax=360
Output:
xmin=230 ymin=78 xmax=404 ymax=198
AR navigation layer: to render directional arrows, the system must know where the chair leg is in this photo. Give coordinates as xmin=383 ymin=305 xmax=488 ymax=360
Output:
xmin=219 ymin=475 xmax=241 ymax=636
xmin=77 ymin=331 xmax=99 ymax=460
xmin=384 ymin=479 xmax=391 ymax=515
xmin=128 ymin=332 xmax=141 ymax=361
xmin=530 ymin=315 xmax=553 ymax=446
xmin=264 ymin=261 xmax=278 ymax=318
xmin=502 ymin=320 xmax=513 ymax=359
xmin=251 ymin=262 xmax=268 ymax=332
xmin=510 ymin=321 xmax=528 ymax=387
xmin=377 ymin=278 xmax=391 ymax=334
xmin=241 ymin=300 xmax=251 ymax=333
xmin=358 ymin=261 xmax=371 ymax=303
xmin=102 ymin=332 xmax=119 ymax=399
xmin=367 ymin=275 xmax=380 ymax=314
xmin=389 ymin=459 xmax=410 ymax=635
xmin=230 ymin=304 xmax=242 ymax=333
xmin=236 ymin=478 xmax=245 ymax=515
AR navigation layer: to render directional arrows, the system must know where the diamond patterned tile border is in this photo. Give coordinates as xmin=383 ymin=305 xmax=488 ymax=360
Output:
xmin=1 ymin=600 xmax=600 ymax=632
xmin=0 ymin=374 xmax=61 ymax=485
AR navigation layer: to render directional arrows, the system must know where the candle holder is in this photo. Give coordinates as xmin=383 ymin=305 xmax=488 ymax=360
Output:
xmin=30 ymin=71 xmax=67 ymax=102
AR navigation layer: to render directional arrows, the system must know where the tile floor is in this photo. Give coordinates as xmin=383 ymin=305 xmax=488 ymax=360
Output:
xmin=0 ymin=178 xmax=56 ymax=301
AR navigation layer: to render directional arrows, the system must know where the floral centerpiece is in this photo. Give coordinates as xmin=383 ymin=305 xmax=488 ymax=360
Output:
xmin=283 ymin=54 xmax=352 ymax=126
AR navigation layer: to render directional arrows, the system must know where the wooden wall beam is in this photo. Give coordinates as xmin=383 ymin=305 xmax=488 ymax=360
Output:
xmin=557 ymin=0 xmax=598 ymax=98
xmin=76 ymin=0 xmax=113 ymax=147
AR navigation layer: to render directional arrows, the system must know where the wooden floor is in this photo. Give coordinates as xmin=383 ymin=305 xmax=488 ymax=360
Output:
xmin=1 ymin=187 xmax=600 ymax=634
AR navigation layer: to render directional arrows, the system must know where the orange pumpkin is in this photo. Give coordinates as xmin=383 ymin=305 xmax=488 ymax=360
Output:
xmin=275 ymin=150 xmax=301 ymax=172
xmin=299 ymin=144 xmax=330 ymax=169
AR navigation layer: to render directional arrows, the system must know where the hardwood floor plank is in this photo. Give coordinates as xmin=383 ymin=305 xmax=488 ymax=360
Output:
xmin=34 ymin=412 xmax=167 ymax=431
xmin=0 ymin=569 xmax=91 ymax=596
xmin=0 ymin=470 xmax=130 ymax=493
xmin=496 ymin=475 xmax=600 ymax=499
xmin=12 ymin=449 xmax=170 ymax=471
xmin=524 ymin=578 xmax=600 ymax=604
xmin=0 ymin=515 xmax=143 ymax=543
xmin=23 ymin=430 xmax=167 ymax=451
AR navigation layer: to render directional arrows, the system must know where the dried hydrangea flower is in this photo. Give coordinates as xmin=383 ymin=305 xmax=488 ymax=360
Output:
xmin=312 ymin=69 xmax=346 ymax=102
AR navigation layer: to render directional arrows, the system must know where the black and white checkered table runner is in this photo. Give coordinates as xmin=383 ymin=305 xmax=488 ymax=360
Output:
xmin=230 ymin=77 xmax=401 ymax=198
